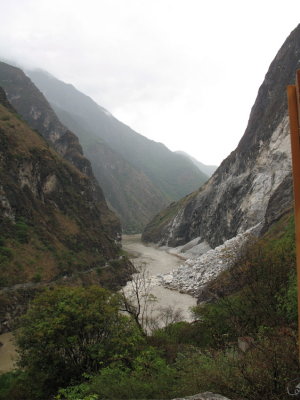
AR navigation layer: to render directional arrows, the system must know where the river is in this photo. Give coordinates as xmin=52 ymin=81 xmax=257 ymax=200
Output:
xmin=0 ymin=235 xmax=196 ymax=373
xmin=122 ymin=234 xmax=196 ymax=325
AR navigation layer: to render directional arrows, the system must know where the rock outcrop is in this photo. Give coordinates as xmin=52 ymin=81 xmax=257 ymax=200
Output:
xmin=0 ymin=88 xmax=133 ymax=294
xmin=143 ymin=24 xmax=300 ymax=249
xmin=172 ymin=393 xmax=230 ymax=400
xmin=26 ymin=69 xmax=209 ymax=232
xmin=0 ymin=61 xmax=120 ymax=239
xmin=158 ymin=225 xmax=259 ymax=297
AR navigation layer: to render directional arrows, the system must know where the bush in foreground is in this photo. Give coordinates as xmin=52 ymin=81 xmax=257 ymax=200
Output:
xmin=14 ymin=286 xmax=143 ymax=399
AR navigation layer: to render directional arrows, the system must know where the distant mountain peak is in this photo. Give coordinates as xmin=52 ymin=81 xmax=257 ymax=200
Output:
xmin=143 ymin=24 xmax=299 ymax=247
xmin=175 ymin=151 xmax=217 ymax=177
xmin=26 ymin=68 xmax=209 ymax=233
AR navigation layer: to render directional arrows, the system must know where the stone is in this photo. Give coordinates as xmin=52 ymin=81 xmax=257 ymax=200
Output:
xmin=172 ymin=392 xmax=231 ymax=400
xmin=143 ymin=25 xmax=300 ymax=250
xmin=157 ymin=225 xmax=258 ymax=297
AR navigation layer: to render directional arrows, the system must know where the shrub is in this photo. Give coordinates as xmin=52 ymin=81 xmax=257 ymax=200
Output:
xmin=15 ymin=220 xmax=29 ymax=243
xmin=58 ymin=348 xmax=177 ymax=400
xmin=15 ymin=286 xmax=144 ymax=399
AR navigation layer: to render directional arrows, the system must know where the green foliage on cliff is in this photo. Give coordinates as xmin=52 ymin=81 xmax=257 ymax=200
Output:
xmin=26 ymin=68 xmax=208 ymax=233
xmin=58 ymin=215 xmax=298 ymax=400
xmin=0 ymin=101 xmax=131 ymax=289
xmin=1 ymin=215 xmax=298 ymax=400
xmin=192 ymin=216 xmax=296 ymax=347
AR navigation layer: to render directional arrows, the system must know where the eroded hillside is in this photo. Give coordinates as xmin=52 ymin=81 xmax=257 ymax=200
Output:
xmin=0 ymin=88 xmax=133 ymax=289
xmin=142 ymin=24 xmax=300 ymax=248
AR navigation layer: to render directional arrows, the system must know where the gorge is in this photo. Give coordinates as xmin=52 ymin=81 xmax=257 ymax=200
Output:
xmin=0 ymin=236 xmax=196 ymax=373
xmin=0 ymin=21 xmax=300 ymax=400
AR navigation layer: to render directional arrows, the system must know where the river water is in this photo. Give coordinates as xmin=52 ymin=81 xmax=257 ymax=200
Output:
xmin=122 ymin=234 xmax=196 ymax=324
xmin=0 ymin=235 xmax=196 ymax=373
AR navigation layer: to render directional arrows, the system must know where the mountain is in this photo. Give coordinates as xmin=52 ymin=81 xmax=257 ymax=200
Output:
xmin=25 ymin=69 xmax=208 ymax=232
xmin=0 ymin=61 xmax=121 ymax=238
xmin=0 ymin=87 xmax=133 ymax=290
xmin=142 ymin=24 xmax=300 ymax=248
xmin=35 ymin=98 xmax=167 ymax=233
xmin=175 ymin=151 xmax=217 ymax=177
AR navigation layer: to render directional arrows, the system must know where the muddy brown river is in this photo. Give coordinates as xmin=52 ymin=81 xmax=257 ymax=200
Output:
xmin=122 ymin=234 xmax=196 ymax=324
xmin=0 ymin=235 xmax=196 ymax=373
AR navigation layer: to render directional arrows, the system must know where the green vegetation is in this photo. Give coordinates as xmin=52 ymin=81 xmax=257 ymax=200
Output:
xmin=1 ymin=215 xmax=298 ymax=400
xmin=57 ymin=349 xmax=176 ymax=400
xmin=15 ymin=219 xmax=29 ymax=244
xmin=0 ymin=102 xmax=129 ymax=289
xmin=26 ymin=68 xmax=208 ymax=233
xmin=7 ymin=287 xmax=143 ymax=399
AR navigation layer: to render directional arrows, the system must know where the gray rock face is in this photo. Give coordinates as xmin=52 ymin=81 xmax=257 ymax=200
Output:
xmin=172 ymin=392 xmax=230 ymax=400
xmin=143 ymin=24 xmax=300 ymax=249
xmin=0 ymin=62 xmax=121 ymax=240
xmin=158 ymin=225 xmax=258 ymax=296
xmin=25 ymin=69 xmax=209 ymax=233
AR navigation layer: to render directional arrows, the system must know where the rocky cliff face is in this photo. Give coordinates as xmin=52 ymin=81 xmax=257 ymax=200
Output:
xmin=0 ymin=61 xmax=120 ymax=239
xmin=143 ymin=24 xmax=300 ymax=248
xmin=0 ymin=88 xmax=133 ymax=293
xmin=25 ymin=69 xmax=209 ymax=232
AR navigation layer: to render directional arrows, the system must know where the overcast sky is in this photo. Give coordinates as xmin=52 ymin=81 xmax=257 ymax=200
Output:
xmin=0 ymin=0 xmax=299 ymax=165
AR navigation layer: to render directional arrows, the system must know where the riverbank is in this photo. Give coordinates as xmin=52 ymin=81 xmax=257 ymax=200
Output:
xmin=0 ymin=235 xmax=197 ymax=373
xmin=122 ymin=234 xmax=196 ymax=323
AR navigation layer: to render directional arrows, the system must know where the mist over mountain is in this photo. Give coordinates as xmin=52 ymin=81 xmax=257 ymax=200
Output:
xmin=175 ymin=151 xmax=217 ymax=177
xmin=143 ymin=24 xmax=300 ymax=248
xmin=26 ymin=69 xmax=209 ymax=232
xmin=0 ymin=16 xmax=299 ymax=400
xmin=0 ymin=86 xmax=133 ymax=292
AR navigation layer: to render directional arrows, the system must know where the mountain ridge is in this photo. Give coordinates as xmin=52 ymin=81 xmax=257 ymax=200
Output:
xmin=142 ymin=24 xmax=300 ymax=248
xmin=26 ymin=69 xmax=209 ymax=232
xmin=175 ymin=151 xmax=217 ymax=177
xmin=0 ymin=61 xmax=121 ymax=239
xmin=0 ymin=87 xmax=133 ymax=292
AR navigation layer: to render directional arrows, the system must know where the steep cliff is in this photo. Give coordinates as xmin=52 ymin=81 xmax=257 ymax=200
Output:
xmin=25 ymin=69 xmax=209 ymax=232
xmin=0 ymin=87 xmax=133 ymax=290
xmin=39 ymin=102 xmax=168 ymax=233
xmin=143 ymin=24 xmax=300 ymax=248
xmin=0 ymin=61 xmax=120 ymax=239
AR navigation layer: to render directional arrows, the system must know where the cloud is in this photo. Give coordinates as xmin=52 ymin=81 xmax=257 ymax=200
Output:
xmin=0 ymin=0 xmax=299 ymax=164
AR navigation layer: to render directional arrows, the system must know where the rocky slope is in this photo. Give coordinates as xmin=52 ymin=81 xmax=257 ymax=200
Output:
xmin=172 ymin=393 xmax=230 ymax=400
xmin=26 ymin=69 xmax=208 ymax=232
xmin=42 ymin=102 xmax=168 ymax=233
xmin=0 ymin=61 xmax=120 ymax=239
xmin=143 ymin=24 xmax=300 ymax=249
xmin=0 ymin=87 xmax=133 ymax=291
xmin=158 ymin=224 xmax=260 ymax=297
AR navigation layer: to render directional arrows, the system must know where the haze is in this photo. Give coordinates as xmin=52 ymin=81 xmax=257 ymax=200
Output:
xmin=0 ymin=0 xmax=299 ymax=164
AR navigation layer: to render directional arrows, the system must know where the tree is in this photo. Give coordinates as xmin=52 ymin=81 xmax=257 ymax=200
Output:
xmin=120 ymin=264 xmax=157 ymax=335
xmin=57 ymin=348 xmax=177 ymax=400
xmin=15 ymin=286 xmax=143 ymax=398
xmin=121 ymin=264 xmax=184 ymax=335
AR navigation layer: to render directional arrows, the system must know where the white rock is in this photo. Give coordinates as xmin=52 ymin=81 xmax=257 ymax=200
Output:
xmin=157 ymin=225 xmax=260 ymax=297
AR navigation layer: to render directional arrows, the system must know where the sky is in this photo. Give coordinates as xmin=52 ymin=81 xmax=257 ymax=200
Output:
xmin=0 ymin=1 xmax=299 ymax=165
